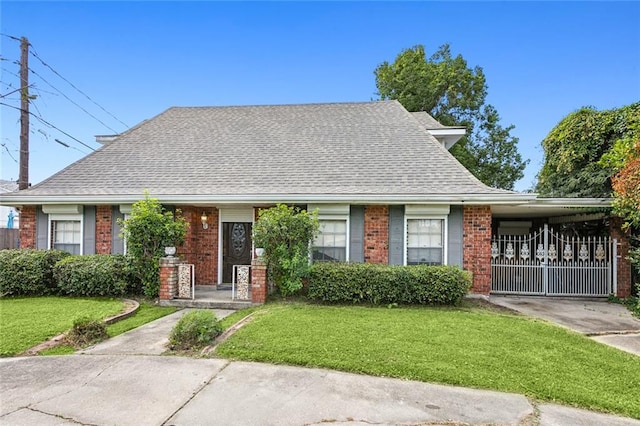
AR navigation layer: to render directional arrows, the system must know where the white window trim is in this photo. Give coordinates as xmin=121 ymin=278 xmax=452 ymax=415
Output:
xmin=403 ymin=215 xmax=448 ymax=266
xmin=48 ymin=213 xmax=84 ymax=255
xmin=314 ymin=215 xmax=350 ymax=262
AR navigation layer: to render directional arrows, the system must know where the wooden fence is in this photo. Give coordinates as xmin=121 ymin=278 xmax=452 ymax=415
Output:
xmin=0 ymin=228 xmax=20 ymax=250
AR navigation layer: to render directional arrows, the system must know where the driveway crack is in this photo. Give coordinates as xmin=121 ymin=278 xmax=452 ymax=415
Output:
xmin=160 ymin=359 xmax=232 ymax=425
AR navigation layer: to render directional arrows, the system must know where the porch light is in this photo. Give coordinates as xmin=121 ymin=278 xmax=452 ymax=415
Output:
xmin=201 ymin=212 xmax=209 ymax=229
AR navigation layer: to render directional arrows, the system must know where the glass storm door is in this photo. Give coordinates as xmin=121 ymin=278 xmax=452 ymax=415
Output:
xmin=222 ymin=222 xmax=252 ymax=283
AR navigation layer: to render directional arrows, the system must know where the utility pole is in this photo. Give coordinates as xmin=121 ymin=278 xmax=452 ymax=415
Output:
xmin=18 ymin=36 xmax=29 ymax=190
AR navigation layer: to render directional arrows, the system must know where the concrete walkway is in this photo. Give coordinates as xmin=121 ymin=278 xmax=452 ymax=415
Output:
xmin=490 ymin=295 xmax=640 ymax=356
xmin=1 ymin=306 xmax=639 ymax=425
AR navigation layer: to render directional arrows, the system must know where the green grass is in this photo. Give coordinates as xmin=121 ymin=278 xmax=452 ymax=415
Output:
xmin=106 ymin=303 xmax=177 ymax=337
xmin=216 ymin=302 xmax=640 ymax=419
xmin=218 ymin=305 xmax=263 ymax=331
xmin=0 ymin=297 xmax=124 ymax=356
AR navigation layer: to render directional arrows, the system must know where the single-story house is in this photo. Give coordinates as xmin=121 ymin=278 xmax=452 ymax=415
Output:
xmin=0 ymin=101 xmax=632 ymax=302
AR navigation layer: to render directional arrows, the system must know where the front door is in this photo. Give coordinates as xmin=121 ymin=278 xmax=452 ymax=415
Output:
xmin=222 ymin=222 xmax=252 ymax=283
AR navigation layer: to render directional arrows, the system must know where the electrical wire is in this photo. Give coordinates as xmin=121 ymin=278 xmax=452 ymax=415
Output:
xmin=28 ymin=66 xmax=119 ymax=133
xmin=29 ymin=48 xmax=129 ymax=128
xmin=1 ymin=143 xmax=18 ymax=163
xmin=0 ymin=102 xmax=96 ymax=152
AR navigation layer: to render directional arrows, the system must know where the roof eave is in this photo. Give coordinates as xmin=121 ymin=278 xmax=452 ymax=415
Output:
xmin=0 ymin=192 xmax=537 ymax=207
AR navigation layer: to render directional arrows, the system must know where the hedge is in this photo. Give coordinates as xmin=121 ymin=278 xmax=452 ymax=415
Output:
xmin=0 ymin=249 xmax=71 ymax=296
xmin=54 ymin=254 xmax=131 ymax=297
xmin=307 ymin=262 xmax=471 ymax=306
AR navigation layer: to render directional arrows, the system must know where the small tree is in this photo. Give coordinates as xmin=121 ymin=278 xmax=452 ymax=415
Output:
xmin=252 ymin=204 xmax=319 ymax=297
xmin=119 ymin=192 xmax=188 ymax=298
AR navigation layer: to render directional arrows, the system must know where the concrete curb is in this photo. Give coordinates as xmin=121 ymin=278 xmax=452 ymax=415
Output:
xmin=21 ymin=298 xmax=140 ymax=356
xmin=201 ymin=311 xmax=258 ymax=355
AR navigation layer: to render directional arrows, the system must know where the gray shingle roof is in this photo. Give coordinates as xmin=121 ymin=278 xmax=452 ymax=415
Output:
xmin=3 ymin=101 xmax=527 ymax=203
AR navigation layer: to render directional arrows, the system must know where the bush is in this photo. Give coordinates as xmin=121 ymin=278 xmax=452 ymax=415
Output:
xmin=54 ymin=255 xmax=131 ymax=297
xmin=308 ymin=262 xmax=471 ymax=306
xmin=252 ymin=204 xmax=319 ymax=296
xmin=66 ymin=316 xmax=108 ymax=348
xmin=0 ymin=249 xmax=71 ymax=296
xmin=169 ymin=310 xmax=222 ymax=351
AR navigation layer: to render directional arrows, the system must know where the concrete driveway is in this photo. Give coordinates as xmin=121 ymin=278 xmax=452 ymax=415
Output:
xmin=490 ymin=295 xmax=640 ymax=356
xmin=1 ymin=356 xmax=639 ymax=426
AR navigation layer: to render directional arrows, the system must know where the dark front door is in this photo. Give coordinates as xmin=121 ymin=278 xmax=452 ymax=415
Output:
xmin=222 ymin=222 xmax=252 ymax=283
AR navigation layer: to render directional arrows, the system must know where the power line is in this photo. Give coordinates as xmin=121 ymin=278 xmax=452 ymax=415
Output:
xmin=29 ymin=47 xmax=129 ymax=128
xmin=0 ymin=102 xmax=96 ymax=152
xmin=1 ymin=143 xmax=18 ymax=163
xmin=28 ymin=66 xmax=119 ymax=133
xmin=0 ymin=33 xmax=21 ymax=42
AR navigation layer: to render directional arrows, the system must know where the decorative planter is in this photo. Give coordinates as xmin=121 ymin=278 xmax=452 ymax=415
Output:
xmin=164 ymin=246 xmax=177 ymax=257
xmin=255 ymin=248 xmax=265 ymax=259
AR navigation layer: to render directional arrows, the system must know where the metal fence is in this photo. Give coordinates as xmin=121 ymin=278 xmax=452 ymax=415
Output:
xmin=491 ymin=225 xmax=615 ymax=297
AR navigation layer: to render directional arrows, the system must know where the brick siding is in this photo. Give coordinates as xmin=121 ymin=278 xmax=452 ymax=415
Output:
xmin=95 ymin=205 xmax=112 ymax=254
xmin=609 ymin=217 xmax=632 ymax=298
xmin=463 ymin=205 xmax=492 ymax=295
xmin=364 ymin=205 xmax=389 ymax=264
xmin=18 ymin=206 xmax=36 ymax=249
xmin=177 ymin=206 xmax=218 ymax=285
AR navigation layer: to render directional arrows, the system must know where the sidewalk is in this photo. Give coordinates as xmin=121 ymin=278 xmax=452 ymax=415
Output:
xmin=1 ymin=307 xmax=639 ymax=425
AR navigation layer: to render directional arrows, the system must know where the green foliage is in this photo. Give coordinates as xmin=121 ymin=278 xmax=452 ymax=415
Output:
xmin=308 ymin=262 xmax=471 ymax=306
xmin=374 ymin=44 xmax=527 ymax=190
xmin=0 ymin=249 xmax=70 ymax=297
xmin=169 ymin=310 xmax=222 ymax=351
xmin=216 ymin=303 xmax=640 ymax=419
xmin=0 ymin=297 xmax=123 ymax=356
xmin=53 ymin=255 xmax=131 ymax=297
xmin=252 ymin=204 xmax=319 ymax=296
xmin=66 ymin=316 xmax=108 ymax=348
xmin=536 ymin=102 xmax=640 ymax=197
xmin=119 ymin=192 xmax=188 ymax=298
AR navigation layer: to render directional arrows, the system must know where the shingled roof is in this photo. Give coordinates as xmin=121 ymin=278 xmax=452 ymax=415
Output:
xmin=1 ymin=100 xmax=533 ymax=204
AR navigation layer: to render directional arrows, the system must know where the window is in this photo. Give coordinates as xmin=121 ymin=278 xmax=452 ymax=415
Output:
xmin=312 ymin=220 xmax=347 ymax=262
xmin=50 ymin=219 xmax=82 ymax=254
xmin=406 ymin=219 xmax=444 ymax=265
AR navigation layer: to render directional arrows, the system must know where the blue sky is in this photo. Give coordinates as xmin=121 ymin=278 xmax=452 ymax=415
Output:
xmin=1 ymin=1 xmax=639 ymax=192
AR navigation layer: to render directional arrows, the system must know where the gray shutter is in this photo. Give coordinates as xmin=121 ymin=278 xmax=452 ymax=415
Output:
xmin=447 ymin=206 xmax=463 ymax=266
xmin=83 ymin=206 xmax=96 ymax=255
xmin=388 ymin=205 xmax=405 ymax=265
xmin=349 ymin=205 xmax=364 ymax=263
xmin=36 ymin=206 xmax=48 ymax=249
xmin=112 ymin=206 xmax=125 ymax=255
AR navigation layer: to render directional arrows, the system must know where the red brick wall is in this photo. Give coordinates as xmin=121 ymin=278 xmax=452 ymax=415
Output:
xmin=177 ymin=206 xmax=218 ymax=285
xmin=609 ymin=217 xmax=632 ymax=298
xmin=463 ymin=205 xmax=492 ymax=295
xmin=364 ymin=205 xmax=389 ymax=264
xmin=95 ymin=205 xmax=112 ymax=254
xmin=251 ymin=259 xmax=267 ymax=304
xmin=19 ymin=206 xmax=36 ymax=249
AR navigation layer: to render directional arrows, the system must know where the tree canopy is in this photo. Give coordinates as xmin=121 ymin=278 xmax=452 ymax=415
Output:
xmin=536 ymin=102 xmax=640 ymax=197
xmin=374 ymin=44 xmax=528 ymax=190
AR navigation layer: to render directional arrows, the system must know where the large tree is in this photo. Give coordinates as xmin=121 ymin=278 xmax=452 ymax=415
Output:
xmin=536 ymin=102 xmax=640 ymax=197
xmin=374 ymin=44 xmax=527 ymax=190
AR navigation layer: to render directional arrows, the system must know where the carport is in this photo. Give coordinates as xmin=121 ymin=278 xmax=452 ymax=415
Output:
xmin=490 ymin=198 xmax=632 ymax=298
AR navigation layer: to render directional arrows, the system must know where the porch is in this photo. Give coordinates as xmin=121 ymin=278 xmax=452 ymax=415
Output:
xmin=158 ymin=285 xmax=254 ymax=310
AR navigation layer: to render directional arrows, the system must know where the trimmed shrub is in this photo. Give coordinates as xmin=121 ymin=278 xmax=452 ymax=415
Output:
xmin=0 ymin=249 xmax=71 ymax=296
xmin=54 ymin=254 xmax=131 ymax=297
xmin=308 ymin=262 xmax=471 ymax=306
xmin=66 ymin=316 xmax=108 ymax=348
xmin=169 ymin=310 xmax=222 ymax=351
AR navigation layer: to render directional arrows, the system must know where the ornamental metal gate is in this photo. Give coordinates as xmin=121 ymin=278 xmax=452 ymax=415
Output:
xmin=491 ymin=225 xmax=616 ymax=297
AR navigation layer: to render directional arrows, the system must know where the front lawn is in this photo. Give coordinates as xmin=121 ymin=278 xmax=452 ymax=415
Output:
xmin=216 ymin=302 xmax=640 ymax=419
xmin=0 ymin=297 xmax=124 ymax=356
